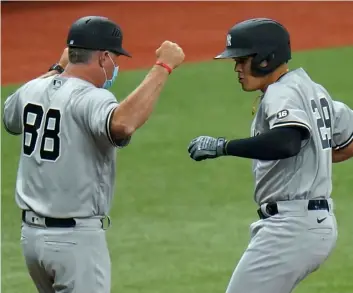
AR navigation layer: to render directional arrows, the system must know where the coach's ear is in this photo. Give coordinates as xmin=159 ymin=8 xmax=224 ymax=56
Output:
xmin=98 ymin=52 xmax=104 ymax=68
xmin=98 ymin=50 xmax=111 ymax=68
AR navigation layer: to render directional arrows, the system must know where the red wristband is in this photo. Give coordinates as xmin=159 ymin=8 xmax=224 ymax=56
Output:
xmin=155 ymin=61 xmax=172 ymax=74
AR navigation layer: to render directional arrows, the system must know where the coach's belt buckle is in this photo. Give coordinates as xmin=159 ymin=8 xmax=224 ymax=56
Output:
xmin=101 ymin=216 xmax=111 ymax=230
xmin=25 ymin=212 xmax=46 ymax=227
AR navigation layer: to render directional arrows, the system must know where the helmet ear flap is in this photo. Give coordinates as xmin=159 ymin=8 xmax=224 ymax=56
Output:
xmin=251 ymin=49 xmax=276 ymax=76
xmin=251 ymin=45 xmax=291 ymax=76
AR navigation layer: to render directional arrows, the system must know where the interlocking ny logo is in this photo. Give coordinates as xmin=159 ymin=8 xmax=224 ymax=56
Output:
xmin=226 ymin=34 xmax=232 ymax=46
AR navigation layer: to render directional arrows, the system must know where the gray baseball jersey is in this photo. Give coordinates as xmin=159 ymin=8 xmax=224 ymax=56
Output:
xmin=251 ymin=68 xmax=353 ymax=205
xmin=3 ymin=75 xmax=130 ymax=218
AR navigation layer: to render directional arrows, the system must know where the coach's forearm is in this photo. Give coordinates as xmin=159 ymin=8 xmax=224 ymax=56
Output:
xmin=38 ymin=70 xmax=60 ymax=79
xmin=110 ymin=65 xmax=169 ymax=138
xmin=332 ymin=142 xmax=353 ymax=163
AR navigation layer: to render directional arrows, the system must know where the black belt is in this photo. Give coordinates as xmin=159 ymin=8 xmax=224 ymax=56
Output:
xmin=257 ymin=199 xmax=330 ymax=220
xmin=22 ymin=210 xmax=76 ymax=228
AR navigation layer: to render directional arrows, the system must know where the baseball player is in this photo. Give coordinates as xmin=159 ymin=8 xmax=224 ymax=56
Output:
xmin=187 ymin=18 xmax=353 ymax=293
xmin=3 ymin=16 xmax=184 ymax=293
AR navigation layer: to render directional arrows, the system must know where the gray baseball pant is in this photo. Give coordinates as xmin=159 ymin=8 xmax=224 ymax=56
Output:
xmin=225 ymin=199 xmax=337 ymax=293
xmin=20 ymin=211 xmax=111 ymax=293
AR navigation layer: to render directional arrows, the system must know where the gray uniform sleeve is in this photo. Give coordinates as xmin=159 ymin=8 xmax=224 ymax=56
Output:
xmin=263 ymin=85 xmax=312 ymax=135
xmin=331 ymin=101 xmax=353 ymax=150
xmin=73 ymin=89 xmax=131 ymax=148
xmin=3 ymin=88 xmax=23 ymax=135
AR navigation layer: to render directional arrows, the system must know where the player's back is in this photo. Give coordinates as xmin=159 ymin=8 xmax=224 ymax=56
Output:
xmin=253 ymin=68 xmax=342 ymax=204
xmin=4 ymin=75 xmax=118 ymax=218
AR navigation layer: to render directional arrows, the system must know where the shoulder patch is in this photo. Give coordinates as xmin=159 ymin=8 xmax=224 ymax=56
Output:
xmin=276 ymin=110 xmax=289 ymax=119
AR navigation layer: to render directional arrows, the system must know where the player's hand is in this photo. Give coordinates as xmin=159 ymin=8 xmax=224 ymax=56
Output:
xmin=58 ymin=47 xmax=69 ymax=68
xmin=156 ymin=41 xmax=185 ymax=69
xmin=188 ymin=136 xmax=227 ymax=161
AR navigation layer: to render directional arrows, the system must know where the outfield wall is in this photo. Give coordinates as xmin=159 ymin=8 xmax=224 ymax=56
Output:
xmin=2 ymin=1 xmax=352 ymax=85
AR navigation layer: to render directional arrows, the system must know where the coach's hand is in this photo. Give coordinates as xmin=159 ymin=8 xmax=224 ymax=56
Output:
xmin=188 ymin=136 xmax=227 ymax=161
xmin=156 ymin=41 xmax=185 ymax=70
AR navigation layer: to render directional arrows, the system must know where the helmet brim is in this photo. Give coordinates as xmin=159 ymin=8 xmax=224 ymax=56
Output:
xmin=214 ymin=48 xmax=256 ymax=59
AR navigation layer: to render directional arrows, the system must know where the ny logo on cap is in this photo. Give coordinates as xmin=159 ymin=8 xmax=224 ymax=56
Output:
xmin=226 ymin=34 xmax=232 ymax=47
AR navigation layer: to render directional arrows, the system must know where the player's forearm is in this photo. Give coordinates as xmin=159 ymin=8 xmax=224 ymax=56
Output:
xmin=225 ymin=127 xmax=303 ymax=160
xmin=110 ymin=65 xmax=169 ymax=137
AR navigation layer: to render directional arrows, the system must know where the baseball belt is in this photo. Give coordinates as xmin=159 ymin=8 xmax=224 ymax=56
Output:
xmin=21 ymin=210 xmax=111 ymax=230
xmin=257 ymin=199 xmax=330 ymax=220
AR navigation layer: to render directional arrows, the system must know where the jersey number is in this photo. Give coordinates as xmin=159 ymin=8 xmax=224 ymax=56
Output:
xmin=311 ymin=97 xmax=332 ymax=149
xmin=23 ymin=103 xmax=61 ymax=161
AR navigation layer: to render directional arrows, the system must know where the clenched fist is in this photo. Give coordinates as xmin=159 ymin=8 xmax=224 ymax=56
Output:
xmin=156 ymin=41 xmax=185 ymax=70
xmin=188 ymin=136 xmax=227 ymax=161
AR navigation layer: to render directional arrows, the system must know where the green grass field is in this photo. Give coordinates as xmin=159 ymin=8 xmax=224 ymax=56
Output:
xmin=2 ymin=47 xmax=353 ymax=293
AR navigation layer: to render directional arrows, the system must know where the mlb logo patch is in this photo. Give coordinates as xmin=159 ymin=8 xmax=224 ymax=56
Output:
xmin=53 ymin=79 xmax=62 ymax=88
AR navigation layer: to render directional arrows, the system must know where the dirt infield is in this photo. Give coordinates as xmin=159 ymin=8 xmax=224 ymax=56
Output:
xmin=2 ymin=1 xmax=353 ymax=85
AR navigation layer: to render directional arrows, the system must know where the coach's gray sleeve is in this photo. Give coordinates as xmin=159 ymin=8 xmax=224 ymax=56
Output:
xmin=263 ymin=85 xmax=312 ymax=135
xmin=74 ymin=89 xmax=131 ymax=148
xmin=332 ymin=101 xmax=353 ymax=150
xmin=3 ymin=88 xmax=23 ymax=135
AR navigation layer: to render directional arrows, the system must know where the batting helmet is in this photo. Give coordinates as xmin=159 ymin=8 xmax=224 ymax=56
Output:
xmin=66 ymin=16 xmax=131 ymax=57
xmin=214 ymin=18 xmax=291 ymax=76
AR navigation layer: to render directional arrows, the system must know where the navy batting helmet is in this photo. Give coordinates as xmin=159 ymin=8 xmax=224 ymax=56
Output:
xmin=214 ymin=18 xmax=291 ymax=76
xmin=66 ymin=16 xmax=131 ymax=57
